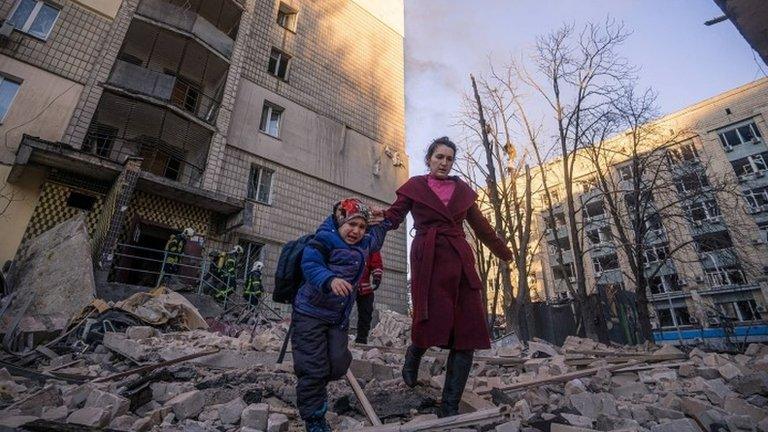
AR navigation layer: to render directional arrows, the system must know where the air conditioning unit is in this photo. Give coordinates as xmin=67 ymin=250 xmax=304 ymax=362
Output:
xmin=695 ymin=276 xmax=705 ymax=283
xmin=567 ymin=276 xmax=576 ymax=283
xmin=693 ymin=220 xmax=703 ymax=227
xmin=0 ymin=22 xmax=13 ymax=40
xmin=724 ymin=145 xmax=734 ymax=152
xmin=756 ymin=304 xmax=767 ymax=313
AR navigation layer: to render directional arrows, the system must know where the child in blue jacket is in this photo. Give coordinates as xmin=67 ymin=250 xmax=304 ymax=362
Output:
xmin=292 ymin=198 xmax=389 ymax=432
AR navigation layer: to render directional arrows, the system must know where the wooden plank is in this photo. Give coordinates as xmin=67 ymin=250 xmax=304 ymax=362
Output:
xmin=357 ymin=406 xmax=509 ymax=432
xmin=92 ymin=348 xmax=220 ymax=383
xmin=476 ymin=360 xmax=638 ymax=395
xmin=345 ymin=369 xmax=382 ymax=426
xmin=354 ymin=343 xmax=525 ymax=365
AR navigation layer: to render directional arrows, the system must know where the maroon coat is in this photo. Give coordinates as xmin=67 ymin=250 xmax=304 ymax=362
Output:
xmin=385 ymin=175 xmax=513 ymax=350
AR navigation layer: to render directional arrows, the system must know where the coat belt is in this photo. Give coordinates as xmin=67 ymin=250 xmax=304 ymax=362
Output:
xmin=413 ymin=225 xmax=465 ymax=322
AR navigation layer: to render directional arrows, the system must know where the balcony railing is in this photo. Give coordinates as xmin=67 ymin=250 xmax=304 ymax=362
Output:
xmin=136 ymin=0 xmax=235 ymax=58
xmin=81 ymin=133 xmax=206 ymax=188
xmin=108 ymin=60 xmax=220 ymax=125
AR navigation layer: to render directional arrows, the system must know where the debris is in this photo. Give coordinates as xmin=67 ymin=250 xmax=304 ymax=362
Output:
xmin=165 ymin=389 xmax=205 ymax=420
xmin=346 ymin=368 xmax=383 ymax=426
xmin=67 ymin=406 xmax=111 ymax=427
xmin=241 ymin=402 xmax=270 ymax=430
xmin=1 ymin=215 xmax=96 ymax=351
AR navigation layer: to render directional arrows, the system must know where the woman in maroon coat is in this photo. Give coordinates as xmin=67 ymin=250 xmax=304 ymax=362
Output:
xmin=380 ymin=137 xmax=513 ymax=417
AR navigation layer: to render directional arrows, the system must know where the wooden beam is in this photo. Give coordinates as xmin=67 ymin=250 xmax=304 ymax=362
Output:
xmin=476 ymin=360 xmax=639 ymax=395
xmin=91 ymin=348 xmax=219 ymax=383
xmin=345 ymin=369 xmax=382 ymax=426
xmin=357 ymin=406 xmax=510 ymax=432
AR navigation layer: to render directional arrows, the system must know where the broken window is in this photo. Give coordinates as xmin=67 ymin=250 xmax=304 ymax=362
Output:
xmin=667 ymin=142 xmax=699 ymax=165
xmin=695 ymin=230 xmax=733 ymax=253
xmin=170 ymin=76 xmax=202 ymax=115
xmin=744 ymin=187 xmax=768 ymax=210
xmin=8 ymin=0 xmax=60 ymax=40
xmin=718 ymin=120 xmax=763 ymax=150
xmin=731 ymin=152 xmax=768 ymax=177
xmin=552 ymin=263 xmax=574 ymax=280
xmin=675 ymin=171 xmax=710 ymax=194
xmin=584 ymin=200 xmax=605 ymax=219
xmin=706 ymin=266 xmax=746 ymax=287
xmin=717 ymin=299 xmax=762 ymax=322
xmin=276 ymin=2 xmax=298 ymax=31
xmin=643 ymin=243 xmax=670 ymax=265
xmin=0 ymin=75 xmax=21 ymax=123
xmin=248 ymin=164 xmax=274 ymax=204
xmin=83 ymin=123 xmax=118 ymax=158
xmin=259 ymin=101 xmax=283 ymax=137
xmin=656 ymin=306 xmax=691 ymax=327
xmin=268 ymin=48 xmax=291 ymax=81
xmin=648 ymin=274 xmax=681 ymax=295
xmin=685 ymin=199 xmax=721 ymax=222
xmin=592 ymin=254 xmax=619 ymax=273
xmin=237 ymin=240 xmax=265 ymax=280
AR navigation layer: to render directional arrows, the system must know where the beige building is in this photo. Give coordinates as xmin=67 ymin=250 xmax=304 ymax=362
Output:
xmin=490 ymin=79 xmax=768 ymax=335
xmin=0 ymin=0 xmax=409 ymax=313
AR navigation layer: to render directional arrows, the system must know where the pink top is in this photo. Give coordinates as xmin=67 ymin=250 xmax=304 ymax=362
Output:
xmin=427 ymin=174 xmax=456 ymax=207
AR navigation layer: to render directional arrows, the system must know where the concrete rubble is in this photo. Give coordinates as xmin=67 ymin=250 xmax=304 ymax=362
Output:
xmin=0 ymin=292 xmax=767 ymax=432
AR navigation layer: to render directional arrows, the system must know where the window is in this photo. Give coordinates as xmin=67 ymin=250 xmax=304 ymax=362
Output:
xmin=66 ymin=191 xmax=97 ymax=211
xmin=649 ymin=274 xmax=681 ymax=295
xmin=644 ymin=243 xmax=670 ymax=265
xmin=547 ymin=237 xmax=571 ymax=254
xmin=586 ymin=229 xmax=601 ymax=246
xmin=695 ymin=230 xmax=733 ymax=253
xmin=675 ymin=172 xmax=709 ymax=194
xmin=248 ymin=165 xmax=274 ymax=204
xmin=170 ymin=77 xmax=201 ymax=115
xmin=0 ymin=76 xmax=21 ymax=123
xmin=744 ymin=187 xmax=768 ymax=210
xmin=618 ymin=165 xmax=635 ymax=181
xmin=717 ymin=299 xmax=762 ymax=322
xmin=667 ymin=142 xmax=699 ymax=165
xmin=276 ymin=2 xmax=298 ymax=31
xmin=592 ymin=254 xmax=619 ymax=273
xmin=685 ymin=199 xmax=721 ymax=222
xmin=581 ymin=177 xmax=598 ymax=193
xmin=718 ymin=120 xmax=763 ymax=150
xmin=657 ymin=306 xmax=691 ymax=328
xmin=552 ymin=264 xmax=574 ymax=280
xmin=259 ymin=101 xmax=283 ymax=137
xmin=732 ymin=153 xmax=768 ymax=177
xmin=8 ymin=0 xmax=60 ymax=40
xmin=83 ymin=123 xmax=117 ymax=158
xmin=706 ymin=266 xmax=747 ymax=287
xmin=584 ymin=200 xmax=605 ymax=219
xmin=268 ymin=48 xmax=291 ymax=80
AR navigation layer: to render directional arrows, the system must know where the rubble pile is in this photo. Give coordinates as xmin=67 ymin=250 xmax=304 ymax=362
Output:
xmin=1 ymin=296 xmax=767 ymax=432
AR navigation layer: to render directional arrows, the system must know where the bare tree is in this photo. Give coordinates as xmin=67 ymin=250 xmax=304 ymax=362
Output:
xmin=453 ymin=72 xmax=538 ymax=341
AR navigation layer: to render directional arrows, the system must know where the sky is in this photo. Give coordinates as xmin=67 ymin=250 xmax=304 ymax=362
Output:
xmin=403 ymin=0 xmax=768 ymax=172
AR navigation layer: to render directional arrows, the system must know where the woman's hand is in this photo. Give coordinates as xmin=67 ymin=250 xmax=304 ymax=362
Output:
xmin=330 ymin=278 xmax=353 ymax=296
xmin=369 ymin=207 xmax=386 ymax=225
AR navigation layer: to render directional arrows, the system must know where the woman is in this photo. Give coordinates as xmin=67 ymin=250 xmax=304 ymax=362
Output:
xmin=380 ymin=136 xmax=513 ymax=417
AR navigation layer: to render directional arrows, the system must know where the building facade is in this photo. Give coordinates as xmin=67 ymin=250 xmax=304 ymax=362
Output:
xmin=491 ymin=79 xmax=768 ymax=336
xmin=0 ymin=0 xmax=409 ymax=313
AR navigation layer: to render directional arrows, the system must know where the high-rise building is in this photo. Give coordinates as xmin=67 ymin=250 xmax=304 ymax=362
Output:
xmin=0 ymin=0 xmax=409 ymax=313
xmin=484 ymin=79 xmax=768 ymax=337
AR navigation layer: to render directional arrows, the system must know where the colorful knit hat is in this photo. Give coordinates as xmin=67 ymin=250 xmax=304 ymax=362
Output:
xmin=333 ymin=198 xmax=371 ymax=226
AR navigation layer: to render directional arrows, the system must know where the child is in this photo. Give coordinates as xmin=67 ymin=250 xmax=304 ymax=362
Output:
xmin=292 ymin=198 xmax=389 ymax=432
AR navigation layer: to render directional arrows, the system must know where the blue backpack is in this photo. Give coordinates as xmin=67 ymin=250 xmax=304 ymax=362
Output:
xmin=272 ymin=235 xmax=329 ymax=304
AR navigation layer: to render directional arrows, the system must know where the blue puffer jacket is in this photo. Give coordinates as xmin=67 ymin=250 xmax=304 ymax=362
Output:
xmin=293 ymin=215 xmax=389 ymax=328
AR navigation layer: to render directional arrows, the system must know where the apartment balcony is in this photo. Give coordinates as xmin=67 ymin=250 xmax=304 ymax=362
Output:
xmin=698 ymin=248 xmax=739 ymax=270
xmin=135 ymin=0 xmax=243 ymax=59
xmin=107 ymin=60 xmax=220 ymax=125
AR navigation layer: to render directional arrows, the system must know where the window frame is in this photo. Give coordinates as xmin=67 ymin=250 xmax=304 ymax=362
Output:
xmin=718 ymin=120 xmax=763 ymax=150
xmin=276 ymin=2 xmax=298 ymax=32
xmin=7 ymin=0 xmax=61 ymax=41
xmin=267 ymin=48 xmax=291 ymax=81
xmin=0 ymin=75 xmax=22 ymax=123
xmin=247 ymin=164 xmax=275 ymax=205
xmin=259 ymin=101 xmax=284 ymax=138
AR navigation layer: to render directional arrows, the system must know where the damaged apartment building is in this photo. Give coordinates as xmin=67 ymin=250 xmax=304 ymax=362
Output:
xmin=0 ymin=0 xmax=409 ymax=313
xmin=518 ymin=80 xmax=768 ymax=344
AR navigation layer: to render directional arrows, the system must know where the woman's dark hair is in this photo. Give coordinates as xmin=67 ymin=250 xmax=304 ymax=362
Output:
xmin=425 ymin=136 xmax=458 ymax=166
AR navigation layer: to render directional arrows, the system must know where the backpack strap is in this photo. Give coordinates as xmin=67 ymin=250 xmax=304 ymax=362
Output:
xmin=307 ymin=239 xmax=331 ymax=263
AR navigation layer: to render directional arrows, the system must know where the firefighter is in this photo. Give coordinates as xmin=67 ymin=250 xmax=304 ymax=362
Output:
xmin=163 ymin=228 xmax=194 ymax=276
xmin=244 ymin=261 xmax=264 ymax=306
xmin=213 ymin=245 xmax=243 ymax=303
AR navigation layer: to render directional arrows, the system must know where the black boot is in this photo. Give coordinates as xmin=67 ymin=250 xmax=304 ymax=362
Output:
xmin=439 ymin=349 xmax=474 ymax=418
xmin=402 ymin=345 xmax=427 ymax=388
